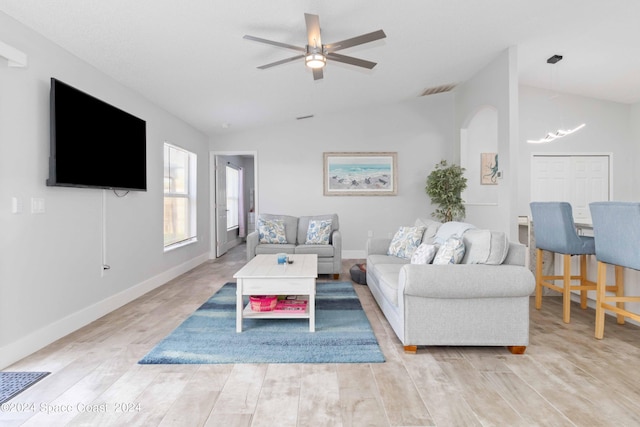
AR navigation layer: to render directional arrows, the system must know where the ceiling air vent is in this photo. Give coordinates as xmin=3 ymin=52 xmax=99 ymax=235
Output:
xmin=419 ymin=84 xmax=456 ymax=97
xmin=296 ymin=114 xmax=314 ymax=120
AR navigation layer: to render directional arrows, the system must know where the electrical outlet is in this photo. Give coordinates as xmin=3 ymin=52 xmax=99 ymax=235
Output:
xmin=31 ymin=197 xmax=45 ymax=214
xmin=11 ymin=197 xmax=23 ymax=214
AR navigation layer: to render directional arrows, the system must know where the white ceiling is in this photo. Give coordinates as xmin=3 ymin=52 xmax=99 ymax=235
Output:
xmin=2 ymin=0 xmax=639 ymax=135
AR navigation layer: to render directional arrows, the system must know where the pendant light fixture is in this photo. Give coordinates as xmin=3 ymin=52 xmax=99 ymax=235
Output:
xmin=527 ymin=55 xmax=586 ymax=144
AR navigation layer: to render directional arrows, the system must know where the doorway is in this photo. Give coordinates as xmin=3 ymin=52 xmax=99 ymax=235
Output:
xmin=210 ymin=151 xmax=258 ymax=258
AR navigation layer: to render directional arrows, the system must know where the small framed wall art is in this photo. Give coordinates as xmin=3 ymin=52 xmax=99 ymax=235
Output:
xmin=481 ymin=153 xmax=499 ymax=185
xmin=323 ymin=152 xmax=397 ymax=196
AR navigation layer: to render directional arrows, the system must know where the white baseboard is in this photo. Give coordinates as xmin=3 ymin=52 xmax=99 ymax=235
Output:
xmin=0 ymin=253 xmax=209 ymax=370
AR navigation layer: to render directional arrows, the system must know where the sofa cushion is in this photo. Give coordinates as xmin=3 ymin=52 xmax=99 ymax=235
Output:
xmin=371 ymin=263 xmax=405 ymax=306
xmin=305 ymin=219 xmax=333 ymax=244
xmin=255 ymin=243 xmax=297 ymax=255
xmin=295 ymin=244 xmax=334 ymax=257
xmin=298 ymin=214 xmax=338 ymax=245
xmin=410 ymin=243 xmax=438 ymax=264
xmin=387 ymin=226 xmax=426 ymax=259
xmin=367 ymin=254 xmax=408 ymax=281
xmin=433 ymin=221 xmax=476 ymax=245
xmin=414 ymin=218 xmax=442 ymax=244
xmin=433 ymin=237 xmax=466 ymax=264
xmin=259 ymin=214 xmax=298 ymax=244
xmin=258 ymin=218 xmax=288 ymax=244
xmin=462 ymin=229 xmax=509 ymax=265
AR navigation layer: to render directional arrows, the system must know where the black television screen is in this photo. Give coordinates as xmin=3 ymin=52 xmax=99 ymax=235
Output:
xmin=47 ymin=78 xmax=147 ymax=191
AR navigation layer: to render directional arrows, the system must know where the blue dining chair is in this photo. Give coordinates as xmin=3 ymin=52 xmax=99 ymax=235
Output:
xmin=529 ymin=202 xmax=597 ymax=323
xmin=589 ymin=202 xmax=640 ymax=339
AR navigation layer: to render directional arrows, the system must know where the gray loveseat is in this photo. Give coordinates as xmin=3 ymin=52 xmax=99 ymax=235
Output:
xmin=366 ymin=218 xmax=535 ymax=354
xmin=246 ymin=213 xmax=342 ymax=279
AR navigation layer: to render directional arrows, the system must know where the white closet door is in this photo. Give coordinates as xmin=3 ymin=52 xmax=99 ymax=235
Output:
xmin=531 ymin=155 xmax=610 ymax=222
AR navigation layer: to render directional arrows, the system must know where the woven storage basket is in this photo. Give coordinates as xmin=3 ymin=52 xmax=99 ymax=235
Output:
xmin=249 ymin=295 xmax=278 ymax=312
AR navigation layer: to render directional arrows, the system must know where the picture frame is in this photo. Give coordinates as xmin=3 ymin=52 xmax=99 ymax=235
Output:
xmin=481 ymin=153 xmax=499 ymax=185
xmin=323 ymin=152 xmax=397 ymax=196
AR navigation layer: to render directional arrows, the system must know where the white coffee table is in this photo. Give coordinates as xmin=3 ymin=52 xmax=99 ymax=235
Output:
xmin=233 ymin=254 xmax=318 ymax=332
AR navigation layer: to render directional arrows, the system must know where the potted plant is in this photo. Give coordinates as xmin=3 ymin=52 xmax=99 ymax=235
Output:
xmin=425 ymin=160 xmax=468 ymax=222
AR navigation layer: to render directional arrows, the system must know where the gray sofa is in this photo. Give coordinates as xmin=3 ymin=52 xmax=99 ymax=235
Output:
xmin=246 ymin=213 xmax=342 ymax=278
xmin=366 ymin=218 xmax=535 ymax=354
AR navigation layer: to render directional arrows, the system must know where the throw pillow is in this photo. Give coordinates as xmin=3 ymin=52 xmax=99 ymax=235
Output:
xmin=305 ymin=219 xmax=332 ymax=244
xmin=410 ymin=243 xmax=438 ymax=264
xmin=414 ymin=218 xmax=442 ymax=245
xmin=485 ymin=231 xmax=509 ymax=264
xmin=258 ymin=218 xmax=287 ymax=244
xmin=462 ymin=229 xmax=509 ymax=265
xmin=433 ymin=237 xmax=466 ymax=265
xmin=387 ymin=226 xmax=426 ymax=259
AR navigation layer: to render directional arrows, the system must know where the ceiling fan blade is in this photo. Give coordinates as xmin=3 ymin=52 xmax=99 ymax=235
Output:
xmin=312 ymin=68 xmax=324 ymax=80
xmin=326 ymin=52 xmax=377 ymax=69
xmin=304 ymin=13 xmax=322 ymax=47
xmin=257 ymin=55 xmax=305 ymax=69
xmin=325 ymin=30 xmax=386 ymax=53
xmin=243 ymin=35 xmax=305 ymax=52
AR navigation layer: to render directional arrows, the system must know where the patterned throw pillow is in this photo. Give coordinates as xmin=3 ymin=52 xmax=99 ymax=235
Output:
xmin=387 ymin=226 xmax=426 ymax=259
xmin=410 ymin=243 xmax=438 ymax=264
xmin=305 ymin=219 xmax=333 ymax=244
xmin=433 ymin=237 xmax=466 ymax=265
xmin=258 ymin=218 xmax=287 ymax=244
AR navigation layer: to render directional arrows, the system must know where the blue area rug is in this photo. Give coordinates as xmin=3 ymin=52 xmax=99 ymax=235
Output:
xmin=0 ymin=372 xmax=50 ymax=404
xmin=139 ymin=281 xmax=385 ymax=364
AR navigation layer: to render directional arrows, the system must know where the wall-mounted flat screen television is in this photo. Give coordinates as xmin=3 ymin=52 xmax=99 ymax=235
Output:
xmin=47 ymin=78 xmax=147 ymax=191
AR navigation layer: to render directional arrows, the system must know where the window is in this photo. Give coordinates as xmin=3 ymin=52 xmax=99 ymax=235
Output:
xmin=226 ymin=165 xmax=240 ymax=230
xmin=164 ymin=143 xmax=197 ymax=248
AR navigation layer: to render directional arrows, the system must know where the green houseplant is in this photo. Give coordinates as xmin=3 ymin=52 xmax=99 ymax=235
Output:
xmin=425 ymin=160 xmax=468 ymax=222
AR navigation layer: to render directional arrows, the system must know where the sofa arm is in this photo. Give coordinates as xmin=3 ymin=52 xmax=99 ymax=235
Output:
xmin=399 ymin=264 xmax=535 ymax=299
xmin=331 ymin=230 xmax=342 ymax=253
xmin=367 ymin=237 xmax=392 ymax=256
xmin=246 ymin=230 xmax=259 ymax=261
xmin=503 ymin=242 xmax=526 ymax=266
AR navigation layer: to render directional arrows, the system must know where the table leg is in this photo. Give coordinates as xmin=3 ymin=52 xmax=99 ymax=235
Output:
xmin=236 ymin=279 xmax=243 ymax=333
xmin=309 ymin=292 xmax=315 ymax=332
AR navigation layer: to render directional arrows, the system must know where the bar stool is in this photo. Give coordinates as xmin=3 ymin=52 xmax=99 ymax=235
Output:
xmin=529 ymin=202 xmax=597 ymax=323
xmin=589 ymin=201 xmax=640 ymax=339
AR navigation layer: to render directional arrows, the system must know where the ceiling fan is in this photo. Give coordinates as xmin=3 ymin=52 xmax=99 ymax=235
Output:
xmin=243 ymin=13 xmax=386 ymax=80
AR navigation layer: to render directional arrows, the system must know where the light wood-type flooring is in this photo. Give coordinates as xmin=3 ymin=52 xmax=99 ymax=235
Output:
xmin=3 ymin=244 xmax=640 ymax=426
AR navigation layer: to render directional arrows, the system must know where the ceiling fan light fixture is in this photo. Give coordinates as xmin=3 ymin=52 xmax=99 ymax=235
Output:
xmin=305 ymin=51 xmax=326 ymax=69
xmin=244 ymin=13 xmax=386 ymax=79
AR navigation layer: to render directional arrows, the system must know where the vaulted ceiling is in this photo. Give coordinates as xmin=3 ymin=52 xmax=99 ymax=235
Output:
xmin=2 ymin=0 xmax=639 ymax=135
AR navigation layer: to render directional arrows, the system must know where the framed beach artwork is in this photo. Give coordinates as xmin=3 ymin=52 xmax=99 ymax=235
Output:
xmin=323 ymin=152 xmax=397 ymax=196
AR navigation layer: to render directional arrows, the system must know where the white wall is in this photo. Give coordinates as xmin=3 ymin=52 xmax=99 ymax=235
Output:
xmin=455 ymin=47 xmax=519 ymax=238
xmin=208 ymin=47 xmax=525 ymax=256
xmin=518 ymin=85 xmax=635 ymax=210
xmin=627 ymin=102 xmax=640 ymax=195
xmin=461 ymin=106 xmax=499 ymax=205
xmin=211 ymin=94 xmax=455 ymax=257
xmin=0 ymin=13 xmax=211 ymax=368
